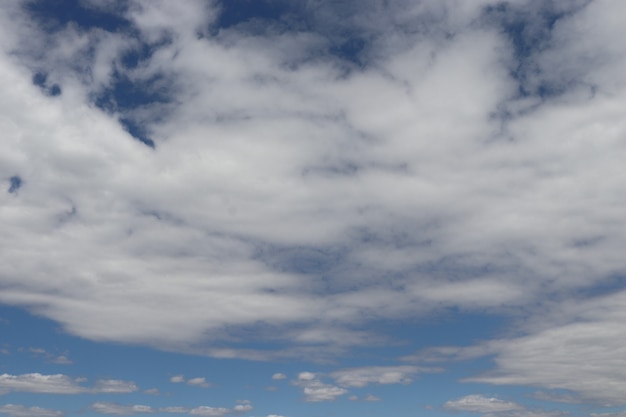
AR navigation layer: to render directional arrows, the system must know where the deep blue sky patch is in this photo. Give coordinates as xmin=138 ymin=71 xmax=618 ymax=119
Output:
xmin=24 ymin=0 xmax=131 ymax=33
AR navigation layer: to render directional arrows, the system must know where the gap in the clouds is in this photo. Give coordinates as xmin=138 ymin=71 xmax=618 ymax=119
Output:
xmin=214 ymin=0 xmax=302 ymax=31
xmin=120 ymin=37 xmax=174 ymax=70
xmin=212 ymin=0 xmax=368 ymax=66
xmin=119 ymin=118 xmax=155 ymax=149
xmin=482 ymin=1 xmax=591 ymax=99
xmin=7 ymin=176 xmax=22 ymax=194
xmin=24 ymin=0 xmax=131 ymax=33
xmin=94 ymin=71 xmax=174 ymax=149
xmin=572 ymin=273 xmax=626 ymax=299
xmin=32 ymin=72 xmax=62 ymax=97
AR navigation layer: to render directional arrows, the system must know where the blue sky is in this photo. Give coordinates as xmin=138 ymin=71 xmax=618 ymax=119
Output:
xmin=1 ymin=1 xmax=626 ymax=416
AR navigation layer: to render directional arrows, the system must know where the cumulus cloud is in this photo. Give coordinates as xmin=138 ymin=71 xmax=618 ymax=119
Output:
xmin=0 ymin=373 xmax=137 ymax=395
xmin=292 ymin=372 xmax=347 ymax=402
xmin=271 ymin=373 xmax=287 ymax=380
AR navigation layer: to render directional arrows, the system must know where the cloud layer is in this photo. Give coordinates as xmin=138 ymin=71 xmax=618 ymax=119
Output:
xmin=1 ymin=0 xmax=625 ymax=408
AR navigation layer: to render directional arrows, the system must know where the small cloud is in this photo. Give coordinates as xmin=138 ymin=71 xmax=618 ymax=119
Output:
xmin=292 ymin=372 xmax=347 ymax=402
xmin=23 ymin=348 xmax=72 ymax=365
xmin=296 ymin=372 xmax=315 ymax=381
xmin=443 ymin=395 xmax=523 ymax=413
xmin=271 ymin=373 xmax=287 ymax=380
xmin=188 ymin=406 xmax=230 ymax=417
xmin=52 ymin=356 xmax=72 ymax=365
xmin=232 ymin=402 xmax=253 ymax=413
xmin=348 ymin=394 xmax=381 ymax=402
xmin=93 ymin=379 xmax=139 ymax=394
xmin=143 ymin=388 xmax=160 ymax=395
xmin=92 ymin=403 xmax=153 ymax=416
xmin=169 ymin=375 xmax=185 ymax=383
xmin=331 ymin=366 xmax=425 ymax=388
xmin=186 ymin=377 xmax=210 ymax=388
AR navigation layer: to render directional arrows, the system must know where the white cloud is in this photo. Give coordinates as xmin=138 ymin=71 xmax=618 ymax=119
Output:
xmin=186 ymin=377 xmax=210 ymax=388
xmin=0 ymin=405 xmax=62 ymax=417
xmin=464 ymin=290 xmax=626 ymax=406
xmin=93 ymin=379 xmax=139 ymax=394
xmin=188 ymin=407 xmax=231 ymax=417
xmin=444 ymin=395 xmax=523 ymax=413
xmin=92 ymin=403 xmax=153 ymax=416
xmin=91 ymin=402 xmax=251 ymax=416
xmin=292 ymin=372 xmax=347 ymax=402
xmin=331 ymin=365 xmax=426 ymax=388
xmin=271 ymin=373 xmax=287 ymax=380
xmin=169 ymin=375 xmax=185 ymax=383
xmin=0 ymin=373 xmax=137 ymax=395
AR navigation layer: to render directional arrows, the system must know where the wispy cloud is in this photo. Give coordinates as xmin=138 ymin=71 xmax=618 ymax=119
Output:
xmin=91 ymin=401 xmax=253 ymax=416
xmin=0 ymin=405 xmax=63 ymax=417
xmin=0 ymin=374 xmax=137 ymax=395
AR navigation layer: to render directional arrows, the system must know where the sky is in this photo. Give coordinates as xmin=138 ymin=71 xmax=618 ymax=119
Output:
xmin=0 ymin=0 xmax=625 ymax=416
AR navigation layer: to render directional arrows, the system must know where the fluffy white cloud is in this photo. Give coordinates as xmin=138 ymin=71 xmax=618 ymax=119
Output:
xmin=0 ymin=373 xmax=137 ymax=395
xmin=0 ymin=405 xmax=62 ymax=417
xmin=271 ymin=373 xmax=287 ymax=380
xmin=293 ymin=372 xmax=347 ymax=402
